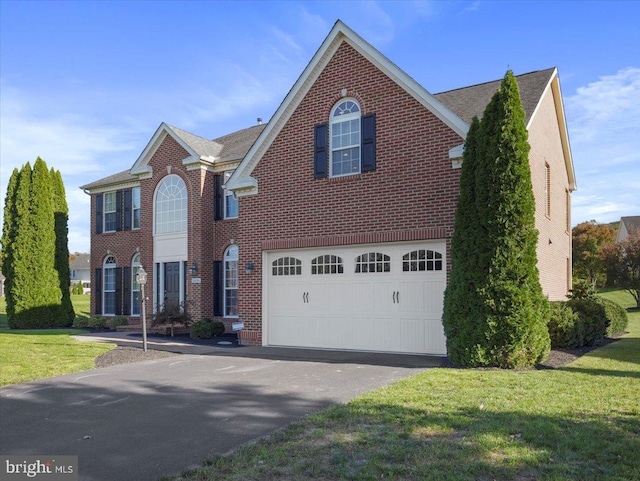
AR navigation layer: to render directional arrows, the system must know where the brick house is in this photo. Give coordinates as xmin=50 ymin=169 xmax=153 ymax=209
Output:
xmin=81 ymin=21 xmax=575 ymax=355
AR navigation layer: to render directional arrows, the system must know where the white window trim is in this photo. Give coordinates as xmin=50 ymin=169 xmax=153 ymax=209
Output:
xmin=224 ymin=172 xmax=238 ymax=219
xmin=330 ymin=99 xmax=361 ymax=178
xmin=104 ymin=192 xmax=117 ymax=233
xmin=131 ymin=253 xmax=141 ymax=317
xmin=154 ymin=174 xmax=188 ymax=235
xmin=224 ymin=245 xmax=239 ymax=318
xmin=132 ymin=187 xmax=141 ymax=230
xmin=103 ymin=255 xmax=116 ymax=315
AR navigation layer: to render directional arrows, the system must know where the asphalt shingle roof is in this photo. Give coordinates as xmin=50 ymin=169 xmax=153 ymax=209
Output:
xmin=434 ymin=68 xmax=556 ymax=124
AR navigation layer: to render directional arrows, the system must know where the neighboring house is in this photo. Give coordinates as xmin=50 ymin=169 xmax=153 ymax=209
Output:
xmin=70 ymin=253 xmax=91 ymax=294
xmin=616 ymin=216 xmax=640 ymax=243
xmin=81 ymin=20 xmax=575 ymax=356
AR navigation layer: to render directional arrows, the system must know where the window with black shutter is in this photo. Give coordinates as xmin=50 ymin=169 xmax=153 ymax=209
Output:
xmin=95 ymin=194 xmax=103 ymax=234
xmin=213 ymin=261 xmax=223 ymax=316
xmin=214 ymin=175 xmax=224 ymax=221
xmin=123 ymin=189 xmax=132 ymax=231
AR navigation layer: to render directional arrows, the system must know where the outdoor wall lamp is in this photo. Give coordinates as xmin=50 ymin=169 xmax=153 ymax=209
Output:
xmin=245 ymin=262 xmax=255 ymax=275
xmin=189 ymin=262 xmax=198 ymax=275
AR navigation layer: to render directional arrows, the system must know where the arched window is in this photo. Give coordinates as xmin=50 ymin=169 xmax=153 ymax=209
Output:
xmin=103 ymin=255 xmax=117 ymax=315
xmin=311 ymin=255 xmax=343 ymax=275
xmin=271 ymin=257 xmax=302 ymax=276
xmin=155 ymin=175 xmax=187 ymax=234
xmin=330 ymin=99 xmax=361 ymax=176
xmin=224 ymin=246 xmax=238 ymax=317
xmin=402 ymin=249 xmax=443 ymax=272
xmin=355 ymin=252 xmax=390 ymax=273
xmin=131 ymin=253 xmax=141 ymax=316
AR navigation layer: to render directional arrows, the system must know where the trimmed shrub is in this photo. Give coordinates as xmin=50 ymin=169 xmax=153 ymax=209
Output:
xmin=109 ymin=316 xmax=129 ymax=329
xmin=597 ymin=297 xmax=628 ymax=336
xmin=72 ymin=315 xmax=90 ymax=328
xmin=567 ymin=299 xmax=608 ymax=347
xmin=568 ymin=279 xmax=597 ymax=300
xmin=547 ymin=301 xmax=583 ymax=348
xmin=87 ymin=315 xmax=107 ymax=330
xmin=190 ymin=318 xmax=225 ymax=340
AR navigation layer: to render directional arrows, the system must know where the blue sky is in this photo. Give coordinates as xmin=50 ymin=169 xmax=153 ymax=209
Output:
xmin=1 ymin=0 xmax=639 ymax=253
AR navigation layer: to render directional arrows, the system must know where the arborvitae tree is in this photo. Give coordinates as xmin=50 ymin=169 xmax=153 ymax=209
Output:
xmin=10 ymin=158 xmax=65 ymax=327
xmin=1 ymin=168 xmax=21 ymax=320
xmin=445 ymin=71 xmax=550 ymax=368
xmin=51 ymin=168 xmax=75 ymax=324
xmin=443 ymin=117 xmax=490 ymax=365
xmin=476 ymin=71 xmax=550 ymax=368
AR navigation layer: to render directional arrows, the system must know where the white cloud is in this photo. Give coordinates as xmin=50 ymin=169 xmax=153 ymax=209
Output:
xmin=565 ymin=67 xmax=640 ymax=224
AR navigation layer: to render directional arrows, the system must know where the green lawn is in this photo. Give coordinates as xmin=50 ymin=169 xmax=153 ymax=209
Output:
xmin=0 ymin=294 xmax=114 ymax=386
xmin=167 ymin=290 xmax=640 ymax=481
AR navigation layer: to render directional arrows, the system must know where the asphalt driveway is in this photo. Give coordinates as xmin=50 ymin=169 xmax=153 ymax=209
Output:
xmin=0 ymin=347 xmax=439 ymax=480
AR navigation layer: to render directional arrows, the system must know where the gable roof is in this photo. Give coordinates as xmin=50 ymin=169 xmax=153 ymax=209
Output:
xmin=81 ymin=123 xmax=265 ymax=192
xmin=225 ymin=19 xmax=468 ymax=196
xmin=434 ymin=68 xmax=556 ymax=125
xmin=69 ymin=253 xmax=91 ymax=270
xmin=617 ymin=215 xmax=640 ymax=242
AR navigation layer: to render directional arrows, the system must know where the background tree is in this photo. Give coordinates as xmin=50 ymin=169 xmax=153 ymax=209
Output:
xmin=51 ymin=168 xmax=75 ymax=324
xmin=1 ymin=168 xmax=21 ymax=320
xmin=602 ymin=233 xmax=640 ymax=308
xmin=572 ymin=221 xmax=617 ymax=287
xmin=3 ymin=158 xmax=67 ymax=327
xmin=444 ymin=71 xmax=549 ymax=368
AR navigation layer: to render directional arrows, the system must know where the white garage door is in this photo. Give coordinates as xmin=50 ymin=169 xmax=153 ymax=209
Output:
xmin=265 ymin=241 xmax=447 ymax=355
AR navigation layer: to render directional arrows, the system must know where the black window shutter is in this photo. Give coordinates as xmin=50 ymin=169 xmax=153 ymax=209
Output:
xmin=314 ymin=123 xmax=328 ymax=179
xmin=214 ymin=175 xmax=224 ymax=220
xmin=213 ymin=261 xmax=223 ymax=317
xmin=123 ymin=189 xmax=132 ymax=231
xmin=114 ymin=190 xmax=123 ymax=231
xmin=115 ymin=267 xmax=122 ymax=315
xmin=361 ymin=113 xmax=376 ymax=172
xmin=95 ymin=194 xmax=103 ymax=234
xmin=95 ymin=268 xmax=102 ymax=314
xmin=122 ymin=267 xmax=131 ymax=316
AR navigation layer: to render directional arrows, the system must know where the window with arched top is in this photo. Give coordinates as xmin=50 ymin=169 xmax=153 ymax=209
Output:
xmin=402 ymin=249 xmax=443 ymax=272
xmin=272 ymin=257 xmax=302 ymax=276
xmin=131 ymin=253 xmax=141 ymax=316
xmin=355 ymin=253 xmax=391 ymax=273
xmin=155 ymin=175 xmax=187 ymax=234
xmin=330 ymin=100 xmax=361 ymax=176
xmin=103 ymin=255 xmax=117 ymax=315
xmin=224 ymin=246 xmax=238 ymax=317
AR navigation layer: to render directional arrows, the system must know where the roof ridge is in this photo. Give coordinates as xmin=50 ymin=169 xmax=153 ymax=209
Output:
xmin=434 ymin=67 xmax=556 ymax=96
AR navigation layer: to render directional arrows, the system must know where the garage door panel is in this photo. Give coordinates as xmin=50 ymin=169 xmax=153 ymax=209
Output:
xmin=266 ymin=242 xmax=447 ymax=355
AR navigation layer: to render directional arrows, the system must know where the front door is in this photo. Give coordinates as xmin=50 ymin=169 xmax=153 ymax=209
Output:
xmin=164 ymin=262 xmax=181 ymax=307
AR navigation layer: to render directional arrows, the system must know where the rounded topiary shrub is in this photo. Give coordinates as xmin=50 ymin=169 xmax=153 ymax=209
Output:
xmin=567 ymin=299 xmax=608 ymax=347
xmin=547 ymin=301 xmax=583 ymax=348
xmin=190 ymin=318 xmax=225 ymax=340
xmin=109 ymin=316 xmax=129 ymax=329
xmin=87 ymin=315 xmax=108 ymax=330
xmin=72 ymin=315 xmax=90 ymax=329
xmin=596 ymin=297 xmax=628 ymax=336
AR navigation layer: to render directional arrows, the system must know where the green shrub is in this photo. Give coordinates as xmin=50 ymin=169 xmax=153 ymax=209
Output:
xmin=547 ymin=301 xmax=583 ymax=348
xmin=596 ymin=297 xmax=628 ymax=336
xmin=568 ymin=279 xmax=597 ymax=300
xmin=87 ymin=315 xmax=107 ymax=330
xmin=109 ymin=316 xmax=129 ymax=329
xmin=190 ymin=318 xmax=225 ymax=340
xmin=567 ymin=299 xmax=608 ymax=347
xmin=72 ymin=315 xmax=90 ymax=328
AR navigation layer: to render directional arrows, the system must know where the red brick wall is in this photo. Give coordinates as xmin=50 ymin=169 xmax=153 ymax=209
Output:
xmin=235 ymin=42 xmax=464 ymax=343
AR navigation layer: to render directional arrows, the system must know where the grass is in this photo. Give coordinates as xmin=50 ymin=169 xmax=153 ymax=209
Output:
xmin=167 ymin=289 xmax=640 ymax=481
xmin=0 ymin=294 xmax=114 ymax=386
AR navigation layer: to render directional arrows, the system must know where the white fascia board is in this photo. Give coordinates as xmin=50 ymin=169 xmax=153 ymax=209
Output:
xmin=82 ymin=180 xmax=140 ymax=195
xmin=226 ymin=20 xmax=469 ymax=196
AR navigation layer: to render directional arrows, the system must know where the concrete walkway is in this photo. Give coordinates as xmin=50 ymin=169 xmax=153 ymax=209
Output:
xmin=0 ymin=333 xmax=442 ymax=481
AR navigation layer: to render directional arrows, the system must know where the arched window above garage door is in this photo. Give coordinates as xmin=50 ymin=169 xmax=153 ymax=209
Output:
xmin=272 ymin=257 xmax=302 ymax=276
xmin=311 ymin=255 xmax=344 ymax=275
xmin=355 ymin=252 xmax=390 ymax=273
xmin=402 ymin=249 xmax=443 ymax=272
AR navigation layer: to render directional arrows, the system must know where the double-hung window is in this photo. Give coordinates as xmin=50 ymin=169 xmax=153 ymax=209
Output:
xmin=224 ymin=172 xmax=238 ymax=219
xmin=330 ymin=100 xmax=361 ymax=176
xmin=131 ymin=253 xmax=141 ymax=316
xmin=104 ymin=192 xmax=117 ymax=232
xmin=132 ymin=187 xmax=141 ymax=229
xmin=224 ymin=246 xmax=238 ymax=317
xmin=103 ymin=256 xmax=116 ymax=315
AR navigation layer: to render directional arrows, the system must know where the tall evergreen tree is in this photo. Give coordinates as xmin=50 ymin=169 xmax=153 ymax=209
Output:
xmin=476 ymin=71 xmax=549 ymax=368
xmin=443 ymin=117 xmax=490 ymax=365
xmin=444 ymin=71 xmax=549 ymax=368
xmin=1 ymin=168 xmax=21 ymax=320
xmin=9 ymin=158 xmax=65 ymax=327
xmin=51 ymin=168 xmax=75 ymax=324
